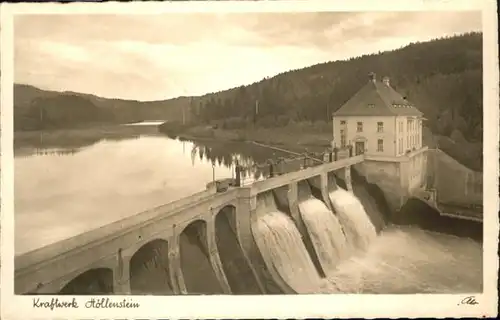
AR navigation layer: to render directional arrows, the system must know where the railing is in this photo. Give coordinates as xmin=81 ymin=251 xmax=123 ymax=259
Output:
xmin=15 ymin=187 xmax=223 ymax=269
xmin=439 ymin=205 xmax=483 ymax=222
xmin=16 ymin=144 xmax=358 ymax=274
xmin=16 ymin=188 xmax=244 ymax=293
xmin=238 ymin=146 xmax=354 ymax=186
xmin=251 ymin=155 xmax=364 ymax=194
xmin=438 ymin=201 xmax=483 ymax=222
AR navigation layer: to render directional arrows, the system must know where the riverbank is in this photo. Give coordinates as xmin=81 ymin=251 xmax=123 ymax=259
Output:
xmin=15 ymin=122 xmax=482 ymax=174
xmin=162 ymin=122 xmax=483 ymax=171
xmin=14 ymin=124 xmax=162 ymax=150
xmin=162 ymin=124 xmax=333 ymax=150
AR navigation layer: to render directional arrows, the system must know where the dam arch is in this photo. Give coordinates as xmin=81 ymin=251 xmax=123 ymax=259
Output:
xmin=179 ymin=219 xmax=223 ymax=294
xmin=59 ymin=268 xmax=113 ymax=295
xmin=129 ymin=239 xmax=173 ymax=294
xmin=214 ymin=205 xmax=261 ymax=294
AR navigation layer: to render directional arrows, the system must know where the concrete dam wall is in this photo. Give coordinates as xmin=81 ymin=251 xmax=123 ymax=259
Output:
xmin=56 ymin=167 xmax=390 ymax=295
xmin=18 ymin=150 xmax=480 ymax=295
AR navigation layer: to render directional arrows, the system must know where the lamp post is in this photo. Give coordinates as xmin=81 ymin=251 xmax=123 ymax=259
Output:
xmin=212 ymin=162 xmax=215 ymax=183
xmin=235 ymin=160 xmax=241 ymax=187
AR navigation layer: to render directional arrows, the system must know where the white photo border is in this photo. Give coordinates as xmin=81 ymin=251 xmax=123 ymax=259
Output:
xmin=1 ymin=0 xmax=498 ymax=319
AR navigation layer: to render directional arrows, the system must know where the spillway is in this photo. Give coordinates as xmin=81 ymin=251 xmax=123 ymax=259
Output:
xmin=252 ymin=178 xmax=481 ymax=294
xmin=328 ymin=186 xmax=377 ymax=251
xmin=251 ymin=191 xmax=325 ymax=293
xmin=297 ymin=182 xmax=349 ymax=275
xmin=251 ymin=182 xmax=386 ymax=293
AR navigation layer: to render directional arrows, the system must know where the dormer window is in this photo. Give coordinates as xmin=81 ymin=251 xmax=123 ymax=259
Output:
xmin=368 ymin=104 xmax=375 ymax=108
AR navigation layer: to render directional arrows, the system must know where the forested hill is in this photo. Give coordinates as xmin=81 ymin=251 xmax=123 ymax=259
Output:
xmin=14 ymin=84 xmax=191 ymax=131
xmin=187 ymin=32 xmax=483 ymax=171
xmin=191 ymin=32 xmax=482 ymax=142
xmin=14 ymin=32 xmax=483 ymax=169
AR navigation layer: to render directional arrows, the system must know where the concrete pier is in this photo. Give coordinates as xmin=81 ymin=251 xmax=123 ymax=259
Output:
xmin=14 ymin=150 xmax=480 ymax=295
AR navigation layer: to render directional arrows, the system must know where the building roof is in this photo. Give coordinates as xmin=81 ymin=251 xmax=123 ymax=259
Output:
xmin=333 ymin=76 xmax=423 ymax=117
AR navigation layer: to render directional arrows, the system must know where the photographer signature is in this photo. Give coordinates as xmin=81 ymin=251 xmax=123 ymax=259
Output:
xmin=458 ymin=296 xmax=479 ymax=306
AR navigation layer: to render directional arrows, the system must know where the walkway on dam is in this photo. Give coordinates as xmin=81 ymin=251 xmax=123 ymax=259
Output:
xmin=15 ymin=146 xmax=483 ymax=294
xmin=15 ymin=148 xmax=364 ymax=294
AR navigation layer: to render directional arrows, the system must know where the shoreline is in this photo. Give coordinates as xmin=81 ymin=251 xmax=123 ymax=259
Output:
xmin=15 ymin=123 xmax=334 ymax=152
xmin=14 ymin=123 xmax=482 ymax=174
xmin=161 ymin=124 xmax=334 ymax=151
xmin=14 ymin=124 xmax=163 ymax=150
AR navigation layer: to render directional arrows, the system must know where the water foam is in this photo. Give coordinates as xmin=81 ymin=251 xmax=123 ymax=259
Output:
xmin=252 ymin=192 xmax=324 ymax=293
xmin=299 ymin=197 xmax=349 ymax=275
xmin=250 ymin=185 xmax=481 ymax=294
xmin=323 ymin=226 xmax=482 ymax=293
xmin=329 ymin=187 xmax=377 ymax=251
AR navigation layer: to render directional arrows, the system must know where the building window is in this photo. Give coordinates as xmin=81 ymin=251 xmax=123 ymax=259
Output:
xmin=357 ymin=122 xmax=363 ymax=132
xmin=340 ymin=120 xmax=346 ymax=125
xmin=377 ymin=121 xmax=384 ymax=133
xmin=340 ymin=129 xmax=346 ymax=148
xmin=368 ymin=104 xmax=375 ymax=108
xmin=377 ymin=139 xmax=384 ymax=152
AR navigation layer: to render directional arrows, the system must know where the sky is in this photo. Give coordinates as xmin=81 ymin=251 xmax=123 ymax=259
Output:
xmin=14 ymin=11 xmax=481 ymax=101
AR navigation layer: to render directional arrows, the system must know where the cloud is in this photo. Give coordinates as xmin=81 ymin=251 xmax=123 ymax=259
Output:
xmin=14 ymin=11 xmax=481 ymax=101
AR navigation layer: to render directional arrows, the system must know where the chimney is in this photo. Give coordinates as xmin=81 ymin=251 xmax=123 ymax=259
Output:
xmin=383 ymin=76 xmax=390 ymax=86
xmin=368 ymin=72 xmax=376 ymax=83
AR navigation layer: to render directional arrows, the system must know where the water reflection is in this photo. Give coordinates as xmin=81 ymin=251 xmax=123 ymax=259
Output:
xmin=15 ymin=134 xmax=337 ymax=255
xmin=15 ymin=147 xmax=82 ymax=158
xmin=14 ymin=124 xmax=161 ymax=156
xmin=15 ymin=136 xmax=233 ymax=255
xmin=187 ymin=138 xmax=339 ymax=184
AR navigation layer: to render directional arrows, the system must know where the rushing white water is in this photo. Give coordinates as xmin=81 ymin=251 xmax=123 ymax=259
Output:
xmin=324 ymin=225 xmax=482 ymax=293
xmin=16 ymin=135 xmax=482 ymax=294
xmin=328 ymin=187 xmax=377 ymax=251
xmin=298 ymin=185 xmax=349 ymax=275
xmin=253 ymin=183 xmax=482 ymax=294
xmin=252 ymin=192 xmax=325 ymax=293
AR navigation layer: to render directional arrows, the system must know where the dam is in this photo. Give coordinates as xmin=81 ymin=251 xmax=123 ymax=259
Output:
xmin=15 ymin=144 xmax=483 ymax=295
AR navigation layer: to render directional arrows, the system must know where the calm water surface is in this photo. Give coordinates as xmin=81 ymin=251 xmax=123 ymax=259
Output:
xmin=14 ymin=135 xmax=290 ymax=255
xmin=14 ymin=133 xmax=482 ymax=294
